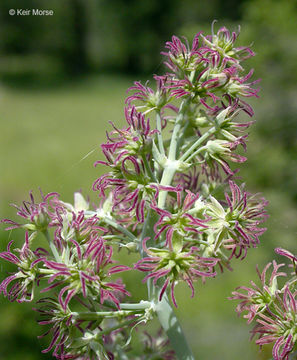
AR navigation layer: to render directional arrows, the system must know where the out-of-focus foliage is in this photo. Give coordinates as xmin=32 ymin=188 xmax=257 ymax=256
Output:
xmin=0 ymin=0 xmax=249 ymax=82
xmin=241 ymin=0 xmax=297 ymax=203
xmin=0 ymin=0 xmax=296 ymax=359
xmin=0 ymin=0 xmax=90 ymax=83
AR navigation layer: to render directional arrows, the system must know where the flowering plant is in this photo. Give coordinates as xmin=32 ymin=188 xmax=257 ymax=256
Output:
xmin=231 ymin=248 xmax=297 ymax=359
xmin=2 ymin=22 xmax=289 ymax=359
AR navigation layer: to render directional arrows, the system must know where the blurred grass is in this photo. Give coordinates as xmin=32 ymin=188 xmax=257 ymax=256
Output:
xmin=0 ymin=75 xmax=296 ymax=359
xmin=0 ymin=75 xmax=133 ymax=215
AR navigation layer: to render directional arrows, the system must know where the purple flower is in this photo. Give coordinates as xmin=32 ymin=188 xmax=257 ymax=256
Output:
xmin=152 ymin=187 xmax=208 ymax=247
xmin=275 ymin=248 xmax=297 ymax=264
xmin=1 ymin=190 xmax=60 ymax=232
xmin=174 ymin=166 xmax=200 ymax=193
xmin=251 ymin=286 xmax=297 ymax=360
xmin=92 ymin=106 xmax=162 ymax=224
xmin=230 ymin=260 xmax=286 ymax=323
xmin=42 ymin=236 xmax=130 ymax=310
xmin=95 ymin=106 xmax=156 ymax=165
xmin=0 ymin=232 xmax=46 ymax=302
xmin=51 ymin=206 xmax=105 ymax=250
xmin=206 ymin=92 xmax=255 ymax=118
xmin=201 ymin=24 xmax=255 ymax=63
xmin=35 ymin=297 xmax=73 ymax=358
xmin=135 ymin=238 xmax=218 ymax=307
xmin=223 ymin=69 xmax=260 ymax=99
xmin=166 ymin=64 xmax=259 ymax=110
xmin=93 ymin=157 xmax=158 ymax=224
xmin=161 ymin=27 xmax=259 ymax=120
xmin=275 ymin=248 xmax=297 ymax=279
xmin=205 ymin=180 xmax=268 ymax=259
xmin=161 ymin=32 xmax=203 ymax=74
xmin=231 ymin=253 xmax=297 ymax=360
xmin=225 ymin=180 xmax=268 ymax=254
xmin=202 ymin=139 xmax=247 ymax=175
xmin=35 ymin=298 xmax=119 ymax=360
xmin=126 ymin=76 xmax=172 ymax=113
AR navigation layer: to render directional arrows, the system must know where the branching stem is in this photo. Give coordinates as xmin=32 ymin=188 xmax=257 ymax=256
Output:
xmin=179 ymin=126 xmax=216 ymax=162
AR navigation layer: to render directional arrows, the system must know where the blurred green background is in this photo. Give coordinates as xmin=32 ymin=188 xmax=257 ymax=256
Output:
xmin=0 ymin=0 xmax=296 ymax=359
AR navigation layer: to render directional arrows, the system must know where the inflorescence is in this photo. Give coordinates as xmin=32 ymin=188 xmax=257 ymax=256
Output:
xmin=1 ymin=23 xmax=292 ymax=360
xmin=231 ymin=248 xmax=297 ymax=360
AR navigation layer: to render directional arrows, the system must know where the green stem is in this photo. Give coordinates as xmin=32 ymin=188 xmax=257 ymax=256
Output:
xmin=42 ymin=230 xmax=61 ymax=262
xmin=156 ymin=110 xmax=165 ymax=155
xmin=179 ymin=126 xmax=216 ymax=162
xmin=103 ymin=217 xmax=137 ymax=242
xmin=120 ymin=301 xmax=152 ymax=310
xmin=157 ymin=100 xmax=188 ymax=209
xmin=141 ymin=100 xmax=195 ymax=359
xmin=168 ymin=100 xmax=187 ymax=161
xmin=145 ymin=276 xmax=194 ymax=359
xmin=142 ymin=153 xmax=157 ymax=182
xmin=157 ymin=167 xmax=177 ymax=208
xmin=86 ymin=212 xmax=137 ymax=243
xmin=177 ymin=120 xmax=191 ymax=154
xmin=150 ymin=101 xmax=195 ymax=359
xmin=39 ymin=268 xmax=54 ymax=274
xmin=183 ymin=145 xmax=206 ymax=163
xmin=72 ymin=301 xmax=152 ymax=320
xmin=140 ymin=207 xmax=159 ymax=253
xmin=155 ymin=292 xmax=194 ymax=360
xmin=139 ymin=207 xmax=158 ymax=302
xmin=72 ymin=309 xmax=142 ymax=320
xmin=140 ymin=211 xmax=194 ymax=359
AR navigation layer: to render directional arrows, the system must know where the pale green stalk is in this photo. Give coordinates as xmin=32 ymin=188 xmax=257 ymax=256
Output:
xmin=119 ymin=301 xmax=152 ymax=310
xmin=168 ymin=100 xmax=187 ymax=161
xmin=156 ymin=110 xmax=165 ymax=155
xmin=43 ymin=230 xmax=61 ymax=262
xmin=142 ymin=153 xmax=157 ymax=182
xmin=183 ymin=145 xmax=206 ymax=163
xmin=85 ymin=210 xmax=137 ymax=242
xmin=90 ymin=215 xmax=137 ymax=243
xmin=144 ymin=99 xmax=195 ymax=360
xmin=156 ymin=293 xmax=194 ymax=360
xmin=72 ymin=310 xmax=138 ymax=320
xmin=158 ymin=100 xmax=187 ymax=208
xmin=179 ymin=126 xmax=216 ymax=162
xmin=72 ymin=302 xmax=152 ymax=320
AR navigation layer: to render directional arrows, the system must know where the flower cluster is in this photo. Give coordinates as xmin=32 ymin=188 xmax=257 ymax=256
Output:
xmin=1 ymin=190 xmax=59 ymax=232
xmin=161 ymin=26 xmax=258 ymax=112
xmin=202 ymin=180 xmax=268 ymax=260
xmin=35 ymin=297 xmax=129 ymax=359
xmin=1 ymin=23 xmax=270 ymax=359
xmin=1 ymin=192 xmax=130 ymax=308
xmin=0 ymin=191 xmax=137 ymax=358
xmin=135 ymin=238 xmax=218 ymax=307
xmin=230 ymin=248 xmax=297 ymax=359
xmin=0 ymin=232 xmax=46 ymax=302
